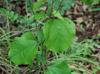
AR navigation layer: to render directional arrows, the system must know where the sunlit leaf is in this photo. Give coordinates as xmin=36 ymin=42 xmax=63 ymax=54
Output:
xmin=8 ymin=32 xmax=37 ymax=65
xmin=43 ymin=18 xmax=75 ymax=53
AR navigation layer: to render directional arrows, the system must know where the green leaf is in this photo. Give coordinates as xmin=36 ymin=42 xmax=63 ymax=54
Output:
xmin=36 ymin=51 xmax=46 ymax=65
xmin=81 ymin=0 xmax=100 ymax=5
xmin=21 ymin=32 xmax=35 ymax=40
xmin=47 ymin=0 xmax=75 ymax=15
xmin=43 ymin=18 xmax=75 ymax=53
xmin=71 ymin=72 xmax=80 ymax=74
xmin=36 ymin=29 xmax=44 ymax=44
xmin=0 ymin=8 xmax=19 ymax=22
xmin=32 ymin=0 xmax=45 ymax=11
xmin=60 ymin=0 xmax=75 ymax=14
xmin=51 ymin=0 xmax=75 ymax=15
xmin=8 ymin=32 xmax=37 ymax=65
xmin=53 ymin=10 xmax=63 ymax=19
xmin=81 ymin=0 xmax=93 ymax=5
xmin=34 ymin=11 xmax=47 ymax=20
xmin=44 ymin=60 xmax=71 ymax=74
xmin=21 ymin=15 xmax=34 ymax=25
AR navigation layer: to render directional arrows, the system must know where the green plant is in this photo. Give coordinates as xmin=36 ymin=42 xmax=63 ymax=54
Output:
xmin=8 ymin=16 xmax=75 ymax=73
xmin=0 ymin=0 xmax=99 ymax=74
xmin=0 ymin=8 xmax=35 ymax=26
xmin=47 ymin=0 xmax=75 ymax=15
xmin=65 ymin=39 xmax=100 ymax=74
xmin=81 ymin=0 xmax=100 ymax=12
xmin=6 ymin=1 xmax=76 ymax=74
xmin=0 ymin=8 xmax=19 ymax=22
xmin=81 ymin=0 xmax=100 ymax=5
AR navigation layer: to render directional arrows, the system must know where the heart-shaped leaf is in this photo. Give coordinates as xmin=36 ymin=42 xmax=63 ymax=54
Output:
xmin=43 ymin=18 xmax=75 ymax=53
xmin=8 ymin=32 xmax=37 ymax=65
